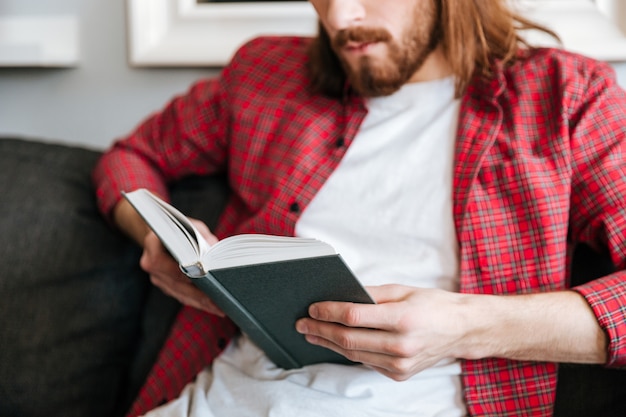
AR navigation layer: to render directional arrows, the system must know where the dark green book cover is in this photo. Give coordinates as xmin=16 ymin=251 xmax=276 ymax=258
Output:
xmin=191 ymin=254 xmax=375 ymax=369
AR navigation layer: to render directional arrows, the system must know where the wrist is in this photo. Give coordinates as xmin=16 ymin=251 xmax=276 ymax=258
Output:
xmin=453 ymin=291 xmax=607 ymax=364
xmin=113 ymin=199 xmax=151 ymax=246
xmin=453 ymin=293 xmax=502 ymax=360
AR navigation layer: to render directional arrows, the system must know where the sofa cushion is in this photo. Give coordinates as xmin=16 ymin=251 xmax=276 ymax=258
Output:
xmin=0 ymin=138 xmax=232 ymax=417
xmin=0 ymin=138 xmax=147 ymax=417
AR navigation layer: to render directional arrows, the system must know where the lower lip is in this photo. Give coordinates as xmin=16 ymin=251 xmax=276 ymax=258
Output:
xmin=345 ymin=42 xmax=377 ymax=54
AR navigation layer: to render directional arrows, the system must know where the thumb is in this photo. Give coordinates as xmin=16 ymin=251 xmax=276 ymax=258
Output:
xmin=189 ymin=218 xmax=219 ymax=246
xmin=365 ymin=284 xmax=411 ymax=304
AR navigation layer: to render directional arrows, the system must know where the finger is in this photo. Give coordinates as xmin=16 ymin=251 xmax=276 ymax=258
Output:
xmin=151 ymin=273 xmax=225 ymax=316
xmin=297 ymin=318 xmax=406 ymax=357
xmin=141 ymin=230 xmax=224 ymax=315
xmin=300 ymin=324 xmax=420 ymax=379
xmin=140 ymin=234 xmax=181 ymax=276
xmin=365 ymin=363 xmax=422 ymax=382
xmin=365 ymin=284 xmax=412 ymax=304
xmin=309 ymin=300 xmax=400 ymax=331
xmin=189 ymin=218 xmax=219 ymax=245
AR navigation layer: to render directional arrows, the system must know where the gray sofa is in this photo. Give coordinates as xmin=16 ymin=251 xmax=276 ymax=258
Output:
xmin=0 ymin=138 xmax=229 ymax=417
xmin=0 ymin=137 xmax=624 ymax=417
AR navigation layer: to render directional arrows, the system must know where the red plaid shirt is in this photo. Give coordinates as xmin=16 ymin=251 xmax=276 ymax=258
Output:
xmin=93 ymin=36 xmax=626 ymax=416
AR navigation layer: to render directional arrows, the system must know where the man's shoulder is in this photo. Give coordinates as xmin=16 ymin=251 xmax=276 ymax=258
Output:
xmin=217 ymin=36 xmax=316 ymax=98
xmin=478 ymin=47 xmax=620 ymax=107
xmin=510 ymin=47 xmax=616 ymax=86
xmin=226 ymin=35 xmax=314 ymax=75
xmin=237 ymin=35 xmax=313 ymax=55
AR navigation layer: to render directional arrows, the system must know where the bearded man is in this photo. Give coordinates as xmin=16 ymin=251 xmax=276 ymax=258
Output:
xmin=94 ymin=0 xmax=626 ymax=416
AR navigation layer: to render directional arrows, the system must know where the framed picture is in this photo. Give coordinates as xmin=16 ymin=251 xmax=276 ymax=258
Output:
xmin=127 ymin=0 xmax=316 ymax=66
xmin=0 ymin=16 xmax=79 ymax=67
xmin=126 ymin=0 xmax=626 ymax=67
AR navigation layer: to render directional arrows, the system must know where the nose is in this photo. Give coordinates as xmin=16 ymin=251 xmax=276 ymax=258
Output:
xmin=324 ymin=0 xmax=366 ymax=31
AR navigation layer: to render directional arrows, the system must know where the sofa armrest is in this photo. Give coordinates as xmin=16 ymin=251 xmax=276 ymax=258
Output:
xmin=0 ymin=138 xmax=146 ymax=417
xmin=0 ymin=138 xmax=231 ymax=417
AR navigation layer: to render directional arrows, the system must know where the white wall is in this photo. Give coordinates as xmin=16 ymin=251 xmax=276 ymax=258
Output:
xmin=614 ymin=63 xmax=626 ymax=86
xmin=1 ymin=0 xmax=625 ymax=150
xmin=0 ymin=0 xmax=217 ymax=150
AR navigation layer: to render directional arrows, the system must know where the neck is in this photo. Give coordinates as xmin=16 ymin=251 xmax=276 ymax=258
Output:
xmin=408 ymin=46 xmax=452 ymax=84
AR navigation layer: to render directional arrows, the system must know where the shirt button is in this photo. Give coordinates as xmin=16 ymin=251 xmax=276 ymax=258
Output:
xmin=335 ymin=137 xmax=345 ymax=148
xmin=289 ymin=202 xmax=300 ymax=213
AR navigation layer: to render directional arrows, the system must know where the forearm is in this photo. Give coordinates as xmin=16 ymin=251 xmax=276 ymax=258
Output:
xmin=458 ymin=290 xmax=608 ymax=364
xmin=296 ymin=285 xmax=609 ymax=381
xmin=113 ymin=199 xmax=151 ymax=246
xmin=92 ymin=145 xmax=172 ymax=222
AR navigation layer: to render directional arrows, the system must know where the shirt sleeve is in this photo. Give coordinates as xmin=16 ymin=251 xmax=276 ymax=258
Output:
xmin=92 ymin=71 xmax=230 ymax=220
xmin=566 ymin=60 xmax=626 ymax=367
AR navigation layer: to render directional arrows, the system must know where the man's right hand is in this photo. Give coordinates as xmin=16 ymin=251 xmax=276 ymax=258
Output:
xmin=140 ymin=229 xmax=224 ymax=316
xmin=114 ymin=198 xmax=224 ymax=316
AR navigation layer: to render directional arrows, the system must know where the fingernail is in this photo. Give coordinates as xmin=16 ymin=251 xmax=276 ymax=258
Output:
xmin=296 ymin=320 xmax=307 ymax=334
xmin=309 ymin=305 xmax=318 ymax=319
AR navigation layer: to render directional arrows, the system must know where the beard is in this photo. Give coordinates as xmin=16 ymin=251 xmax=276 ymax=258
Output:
xmin=330 ymin=1 xmax=441 ymax=97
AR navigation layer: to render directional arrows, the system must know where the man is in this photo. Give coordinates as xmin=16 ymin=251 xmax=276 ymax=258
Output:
xmin=93 ymin=0 xmax=626 ymax=415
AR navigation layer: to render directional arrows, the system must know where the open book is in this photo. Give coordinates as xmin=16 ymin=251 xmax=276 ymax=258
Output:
xmin=123 ymin=188 xmax=374 ymax=369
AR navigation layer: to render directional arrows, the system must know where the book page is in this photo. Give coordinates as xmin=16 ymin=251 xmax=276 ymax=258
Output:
xmin=124 ymin=189 xmax=338 ymax=275
xmin=123 ymin=189 xmax=211 ymax=272
xmin=205 ymin=234 xmax=336 ymax=270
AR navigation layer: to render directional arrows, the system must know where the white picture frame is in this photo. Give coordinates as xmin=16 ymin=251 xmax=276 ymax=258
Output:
xmin=0 ymin=16 xmax=79 ymax=67
xmin=127 ymin=0 xmax=316 ymax=66
xmin=126 ymin=0 xmax=626 ymax=67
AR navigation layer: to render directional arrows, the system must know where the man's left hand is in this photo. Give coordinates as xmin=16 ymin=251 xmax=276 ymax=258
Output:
xmin=295 ymin=284 xmax=467 ymax=381
xmin=295 ymin=283 xmax=608 ymax=380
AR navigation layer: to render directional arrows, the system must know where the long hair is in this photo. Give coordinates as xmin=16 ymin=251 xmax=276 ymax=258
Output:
xmin=307 ymin=0 xmax=559 ymax=98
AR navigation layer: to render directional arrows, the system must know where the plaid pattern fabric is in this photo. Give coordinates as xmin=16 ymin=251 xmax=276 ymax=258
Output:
xmin=126 ymin=311 xmax=237 ymax=417
xmin=93 ymin=37 xmax=626 ymax=416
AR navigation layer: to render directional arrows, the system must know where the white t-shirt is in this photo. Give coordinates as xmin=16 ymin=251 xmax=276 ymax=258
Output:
xmin=145 ymin=77 xmax=464 ymax=417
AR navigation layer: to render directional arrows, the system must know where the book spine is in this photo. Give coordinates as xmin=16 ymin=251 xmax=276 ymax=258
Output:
xmin=191 ymin=273 xmax=302 ymax=369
